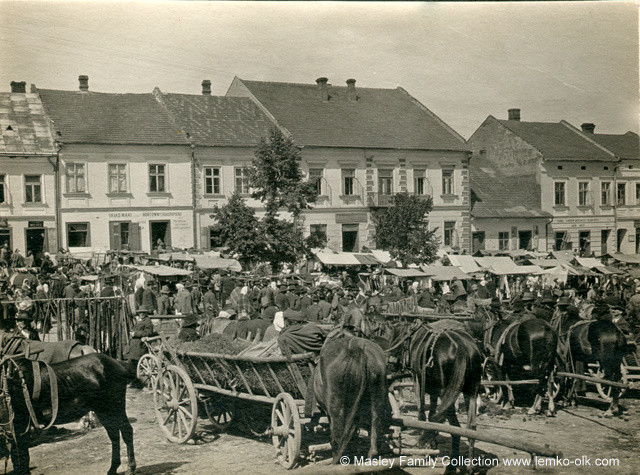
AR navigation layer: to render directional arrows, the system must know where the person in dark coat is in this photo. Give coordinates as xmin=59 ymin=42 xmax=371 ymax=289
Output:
xmin=303 ymin=295 xmax=321 ymax=322
xmin=203 ymin=284 xmax=219 ymax=319
xmin=15 ymin=310 xmax=40 ymax=341
xmin=274 ymin=284 xmax=289 ymax=310
xmin=127 ymin=307 xmax=156 ymax=383
xmin=141 ymin=278 xmax=158 ymax=315
xmin=157 ymin=285 xmax=173 ymax=315
xmin=177 ymin=314 xmax=200 ymax=342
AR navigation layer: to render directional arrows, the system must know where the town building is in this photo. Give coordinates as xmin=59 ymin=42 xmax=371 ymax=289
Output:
xmin=226 ymin=77 xmax=472 ymax=252
xmin=37 ymin=76 xmax=194 ymax=253
xmin=468 ymin=109 xmax=638 ymax=256
xmin=0 ymin=81 xmax=58 ymax=262
xmin=153 ymin=81 xmax=276 ymax=249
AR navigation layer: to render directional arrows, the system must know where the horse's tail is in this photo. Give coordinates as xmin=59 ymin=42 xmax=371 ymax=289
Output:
xmin=529 ymin=322 xmax=557 ymax=378
xmin=335 ymin=339 xmax=369 ymax=460
xmin=592 ymin=321 xmax=627 ymax=379
xmin=432 ymin=334 xmax=466 ymax=423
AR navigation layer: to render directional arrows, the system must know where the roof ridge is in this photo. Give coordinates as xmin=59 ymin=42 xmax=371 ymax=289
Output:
xmin=492 ymin=115 xmax=545 ymax=157
xmin=239 ymin=77 xmax=407 ymax=92
xmin=560 ymin=120 xmax=617 ymax=158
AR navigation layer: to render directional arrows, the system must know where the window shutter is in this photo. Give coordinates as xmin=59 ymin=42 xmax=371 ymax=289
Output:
xmin=129 ymin=223 xmax=141 ymax=251
xmin=109 ymin=222 xmax=120 ymax=250
xmin=164 ymin=222 xmax=172 ymax=247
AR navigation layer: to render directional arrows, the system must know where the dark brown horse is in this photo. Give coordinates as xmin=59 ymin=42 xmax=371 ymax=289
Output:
xmin=556 ymin=309 xmax=633 ymax=416
xmin=483 ymin=317 xmax=558 ymax=415
xmin=309 ymin=333 xmax=390 ymax=463
xmin=0 ymin=353 xmax=136 ymax=474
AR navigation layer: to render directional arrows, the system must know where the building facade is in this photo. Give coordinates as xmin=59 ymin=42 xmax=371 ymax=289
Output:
xmin=0 ymin=82 xmax=58 ymax=262
xmin=37 ymin=77 xmax=195 ymax=253
xmin=468 ymin=110 xmax=638 ymax=256
xmin=227 ymin=77 xmax=471 ymax=252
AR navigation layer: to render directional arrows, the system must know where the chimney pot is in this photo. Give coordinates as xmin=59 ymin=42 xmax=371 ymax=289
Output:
xmin=78 ymin=75 xmax=89 ymax=92
xmin=201 ymin=79 xmax=212 ymax=95
xmin=508 ymin=108 xmax=521 ymax=121
xmin=10 ymin=81 xmax=26 ymax=93
xmin=316 ymin=77 xmax=329 ymax=102
xmin=346 ymin=78 xmax=356 ymax=102
xmin=581 ymin=123 xmax=595 ymax=134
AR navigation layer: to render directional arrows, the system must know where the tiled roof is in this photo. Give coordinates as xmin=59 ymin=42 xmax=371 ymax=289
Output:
xmin=470 ymin=160 xmax=551 ymax=219
xmin=231 ymin=78 xmax=469 ymax=151
xmin=37 ymin=89 xmax=187 ymax=145
xmin=497 ymin=119 xmax=615 ymax=162
xmin=0 ymin=93 xmax=56 ymax=154
xmin=589 ymin=132 xmax=639 ymax=160
xmin=157 ymin=93 xmax=275 ymax=147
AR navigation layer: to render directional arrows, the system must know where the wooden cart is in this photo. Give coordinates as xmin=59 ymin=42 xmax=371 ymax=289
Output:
xmin=152 ymin=344 xmax=315 ymax=469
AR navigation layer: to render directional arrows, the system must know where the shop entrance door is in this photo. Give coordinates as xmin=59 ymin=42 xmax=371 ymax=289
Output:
xmin=150 ymin=220 xmax=171 ymax=250
xmin=518 ymin=230 xmax=532 ymax=250
xmin=25 ymin=226 xmax=46 ymax=265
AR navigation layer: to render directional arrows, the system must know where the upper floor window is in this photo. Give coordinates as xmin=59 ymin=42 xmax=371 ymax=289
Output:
xmin=378 ymin=169 xmax=393 ymax=195
xmin=442 ymin=169 xmax=454 ymax=195
xmin=234 ymin=167 xmax=250 ymax=194
xmin=308 ymin=168 xmax=323 ymax=195
xmin=617 ymin=182 xmax=626 ymax=205
xmin=342 ymin=169 xmax=355 ymax=196
xmin=204 ymin=167 xmax=221 ymax=195
xmin=149 ymin=165 xmax=166 ymax=193
xmin=601 ymin=182 xmax=611 ymax=206
xmin=414 ymin=169 xmax=428 ymax=195
xmin=25 ymin=175 xmax=42 ymax=203
xmin=554 ymin=181 xmax=565 ymax=206
xmin=109 ymin=164 xmax=127 ymax=194
xmin=0 ymin=174 xmax=5 ymax=204
xmin=578 ymin=181 xmax=590 ymax=206
xmin=66 ymin=163 xmax=85 ymax=194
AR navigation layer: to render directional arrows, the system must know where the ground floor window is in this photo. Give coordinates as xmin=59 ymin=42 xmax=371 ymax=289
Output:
xmin=617 ymin=229 xmax=626 ymax=253
xmin=0 ymin=227 xmax=11 ymax=250
xmin=67 ymin=222 xmax=90 ymax=247
xmin=472 ymin=231 xmax=485 ymax=253
xmin=110 ymin=221 xmax=141 ymax=250
xmin=601 ymin=229 xmax=611 ymax=255
xmin=518 ymin=230 xmax=532 ymax=250
xmin=443 ymin=221 xmax=456 ymax=247
xmin=555 ymin=231 xmax=570 ymax=251
xmin=498 ymin=231 xmax=509 ymax=251
xmin=342 ymin=224 xmax=359 ymax=252
xmin=310 ymin=224 xmax=327 ymax=244
xmin=151 ymin=220 xmax=171 ymax=250
xmin=579 ymin=231 xmax=591 ymax=256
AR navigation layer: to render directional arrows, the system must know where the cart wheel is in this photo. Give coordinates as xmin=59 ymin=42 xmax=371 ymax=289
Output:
xmin=153 ymin=365 xmax=198 ymax=443
xmin=271 ymin=393 xmax=302 ymax=469
xmin=203 ymin=396 xmax=235 ymax=431
xmin=587 ymin=363 xmax=613 ymax=402
xmin=137 ymin=354 xmax=159 ymax=390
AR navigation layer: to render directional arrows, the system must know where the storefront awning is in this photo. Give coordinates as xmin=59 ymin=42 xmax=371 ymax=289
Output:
xmin=385 ymin=268 xmax=428 ymax=278
xmin=419 ymin=265 xmax=471 ymax=281
xmin=193 ymin=256 xmax=242 ymax=272
xmin=446 ymin=254 xmax=481 ymax=273
xmin=125 ymin=264 xmax=193 ymax=276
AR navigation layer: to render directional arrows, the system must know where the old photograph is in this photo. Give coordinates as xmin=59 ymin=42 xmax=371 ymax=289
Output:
xmin=0 ymin=1 xmax=638 ymax=473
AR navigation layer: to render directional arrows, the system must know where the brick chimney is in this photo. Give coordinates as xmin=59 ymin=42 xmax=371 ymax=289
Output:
xmin=581 ymin=123 xmax=595 ymax=134
xmin=78 ymin=75 xmax=89 ymax=92
xmin=316 ymin=77 xmax=329 ymax=102
xmin=10 ymin=81 xmax=26 ymax=93
xmin=202 ymin=79 xmax=211 ymax=95
xmin=508 ymin=108 xmax=521 ymax=121
xmin=346 ymin=78 xmax=356 ymax=102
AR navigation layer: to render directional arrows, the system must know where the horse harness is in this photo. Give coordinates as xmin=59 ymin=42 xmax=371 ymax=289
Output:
xmin=485 ymin=320 xmax=522 ymax=367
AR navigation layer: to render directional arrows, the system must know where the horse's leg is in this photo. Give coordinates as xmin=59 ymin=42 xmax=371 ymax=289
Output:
xmin=10 ymin=435 xmax=30 ymax=474
xmin=95 ymin=411 xmax=122 ymax=475
xmin=419 ymin=391 xmax=439 ymax=450
xmin=120 ymin=413 xmax=136 ymax=474
xmin=446 ymin=406 xmax=461 ymax=474
xmin=546 ymin=374 xmax=557 ymax=417
xmin=464 ymin=393 xmax=477 ymax=460
xmin=504 ymin=374 xmax=514 ymax=410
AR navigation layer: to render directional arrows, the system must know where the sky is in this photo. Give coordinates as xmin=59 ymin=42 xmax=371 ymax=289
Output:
xmin=0 ymin=1 xmax=637 ymax=139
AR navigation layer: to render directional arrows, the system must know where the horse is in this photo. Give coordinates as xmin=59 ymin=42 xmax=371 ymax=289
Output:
xmin=0 ymin=353 xmax=136 ymax=474
xmin=555 ymin=308 xmax=634 ymax=416
xmin=482 ymin=316 xmax=558 ymax=415
xmin=309 ymin=333 xmax=390 ymax=463
xmin=402 ymin=322 xmax=482 ymax=468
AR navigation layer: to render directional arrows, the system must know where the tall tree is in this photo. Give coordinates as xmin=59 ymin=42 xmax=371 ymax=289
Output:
xmin=247 ymin=126 xmax=319 ymax=268
xmin=209 ymin=192 xmax=267 ymax=265
xmin=373 ymin=192 xmax=439 ymax=266
xmin=248 ymin=126 xmax=318 ymax=218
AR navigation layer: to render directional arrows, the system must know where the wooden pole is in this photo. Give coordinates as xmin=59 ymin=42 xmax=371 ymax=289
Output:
xmin=391 ymin=416 xmax=561 ymax=458
xmin=481 ymin=379 xmax=539 ymax=386
xmin=556 ymin=371 xmax=628 ymax=389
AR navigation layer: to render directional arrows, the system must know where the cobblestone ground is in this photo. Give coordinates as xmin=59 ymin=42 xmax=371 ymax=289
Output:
xmin=16 ymin=388 xmax=640 ymax=474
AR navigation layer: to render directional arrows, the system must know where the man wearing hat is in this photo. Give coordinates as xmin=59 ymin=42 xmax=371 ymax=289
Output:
xmin=177 ymin=314 xmax=200 ymax=342
xmin=303 ymin=294 xmax=321 ymax=322
xmin=158 ymin=285 xmax=173 ymax=315
xmin=203 ymin=284 xmax=219 ymax=319
xmin=274 ymin=284 xmax=289 ymax=311
xmin=142 ymin=278 xmax=158 ymax=315
xmin=15 ymin=309 xmax=39 ymax=340
xmin=126 ymin=307 xmax=156 ymax=383
xmin=175 ymin=282 xmax=194 ymax=315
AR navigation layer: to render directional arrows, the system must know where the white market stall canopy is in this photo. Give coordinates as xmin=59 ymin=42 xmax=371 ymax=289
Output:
xmin=527 ymin=258 xmax=563 ymax=268
xmin=446 ymin=254 xmax=482 ymax=274
xmin=474 ymin=256 xmax=541 ymax=275
xmin=385 ymin=268 xmax=428 ymax=278
xmin=193 ymin=255 xmax=242 ymax=272
xmin=157 ymin=252 xmax=195 ymax=262
xmin=611 ymin=253 xmax=640 ymax=265
xmin=313 ymin=250 xmax=382 ymax=266
xmin=125 ymin=264 xmax=193 ymax=276
xmin=573 ymin=257 xmax=604 ymax=269
xmin=420 ymin=265 xmax=471 ymax=281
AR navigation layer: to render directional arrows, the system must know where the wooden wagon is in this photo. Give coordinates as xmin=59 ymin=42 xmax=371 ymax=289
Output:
xmin=152 ymin=342 xmax=316 ymax=469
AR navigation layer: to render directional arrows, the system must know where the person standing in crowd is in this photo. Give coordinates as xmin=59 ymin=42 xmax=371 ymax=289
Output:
xmin=190 ymin=282 xmax=202 ymax=313
xmin=0 ymin=243 xmax=9 ymax=267
xmin=220 ymin=271 xmax=234 ymax=305
xmin=177 ymin=314 xmax=200 ymax=342
xmin=203 ymin=283 xmax=218 ymax=319
xmin=126 ymin=307 xmax=156 ymax=385
xmin=142 ymin=278 xmax=158 ymax=315
xmin=157 ymin=285 xmax=173 ymax=315
xmin=274 ymin=283 xmax=288 ymax=310
xmin=175 ymin=282 xmax=194 ymax=315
